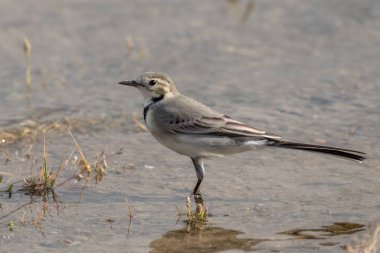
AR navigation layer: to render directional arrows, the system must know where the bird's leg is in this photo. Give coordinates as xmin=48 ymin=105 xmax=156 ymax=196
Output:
xmin=191 ymin=158 xmax=205 ymax=205
xmin=193 ymin=179 xmax=202 ymax=197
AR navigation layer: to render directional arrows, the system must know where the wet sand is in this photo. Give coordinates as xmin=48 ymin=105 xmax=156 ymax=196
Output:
xmin=1 ymin=0 xmax=380 ymax=252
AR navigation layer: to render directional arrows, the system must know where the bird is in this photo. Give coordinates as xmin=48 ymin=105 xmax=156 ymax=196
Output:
xmin=118 ymin=72 xmax=366 ymax=197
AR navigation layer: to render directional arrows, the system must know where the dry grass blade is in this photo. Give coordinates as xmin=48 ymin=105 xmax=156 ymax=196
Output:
xmin=175 ymin=205 xmax=182 ymax=225
xmin=92 ymin=149 xmax=109 ymax=184
xmin=0 ymin=130 xmax=117 ymax=234
xmin=67 ymin=128 xmax=91 ymax=176
xmin=125 ymin=35 xmax=134 ymax=56
xmin=241 ymin=0 xmax=255 ymax=22
xmin=106 ymin=218 xmax=115 ymax=230
xmin=182 ymin=195 xmax=208 ymax=232
xmin=125 ymin=196 xmax=133 ymax=234
xmin=19 ymin=131 xmax=58 ymax=201
xmin=132 ymin=113 xmax=148 ymax=132
xmin=0 ymin=202 xmax=31 ymax=221
xmin=23 ymin=37 xmax=32 ymax=90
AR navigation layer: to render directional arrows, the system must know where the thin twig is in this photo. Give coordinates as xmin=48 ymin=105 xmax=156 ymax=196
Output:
xmin=125 ymin=196 xmax=133 ymax=235
xmin=0 ymin=201 xmax=31 ymax=221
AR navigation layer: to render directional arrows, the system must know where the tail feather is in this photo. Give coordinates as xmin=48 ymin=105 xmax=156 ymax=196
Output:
xmin=271 ymin=141 xmax=366 ymax=162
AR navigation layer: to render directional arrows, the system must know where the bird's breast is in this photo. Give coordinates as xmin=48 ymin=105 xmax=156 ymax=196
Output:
xmin=144 ymin=108 xmax=156 ymax=132
xmin=144 ymin=108 xmax=168 ymax=137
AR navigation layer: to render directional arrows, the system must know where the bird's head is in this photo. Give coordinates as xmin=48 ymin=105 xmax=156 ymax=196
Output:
xmin=119 ymin=72 xmax=178 ymax=101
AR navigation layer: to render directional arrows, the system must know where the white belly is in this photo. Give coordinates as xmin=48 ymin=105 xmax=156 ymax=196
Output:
xmin=144 ymin=108 xmax=264 ymax=158
xmin=146 ymin=115 xmax=251 ymax=157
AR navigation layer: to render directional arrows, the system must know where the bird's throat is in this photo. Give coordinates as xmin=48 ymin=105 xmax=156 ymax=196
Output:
xmin=143 ymin=95 xmax=164 ymax=121
xmin=152 ymin=94 xmax=164 ymax=103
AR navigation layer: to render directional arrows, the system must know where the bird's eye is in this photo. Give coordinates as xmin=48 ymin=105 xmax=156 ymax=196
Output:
xmin=149 ymin=80 xmax=157 ymax=86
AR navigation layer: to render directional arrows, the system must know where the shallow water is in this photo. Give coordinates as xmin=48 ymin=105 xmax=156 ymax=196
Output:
xmin=1 ymin=0 xmax=380 ymax=252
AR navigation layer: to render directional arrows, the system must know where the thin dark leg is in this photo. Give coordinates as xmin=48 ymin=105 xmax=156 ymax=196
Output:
xmin=193 ymin=179 xmax=202 ymax=195
xmin=191 ymin=157 xmax=206 ymax=207
xmin=191 ymin=158 xmax=205 ymax=195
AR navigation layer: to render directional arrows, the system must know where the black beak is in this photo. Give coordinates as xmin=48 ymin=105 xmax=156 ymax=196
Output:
xmin=118 ymin=80 xmax=138 ymax=86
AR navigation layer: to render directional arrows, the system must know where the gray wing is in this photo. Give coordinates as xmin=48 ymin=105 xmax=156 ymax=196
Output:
xmin=152 ymin=95 xmax=281 ymax=139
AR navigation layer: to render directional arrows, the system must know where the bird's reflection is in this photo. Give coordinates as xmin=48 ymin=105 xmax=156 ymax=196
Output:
xmin=150 ymin=226 xmax=266 ymax=253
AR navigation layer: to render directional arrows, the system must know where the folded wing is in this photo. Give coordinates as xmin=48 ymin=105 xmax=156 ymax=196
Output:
xmin=154 ymin=95 xmax=281 ymax=140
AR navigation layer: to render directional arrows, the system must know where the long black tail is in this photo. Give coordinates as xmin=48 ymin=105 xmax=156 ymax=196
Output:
xmin=271 ymin=140 xmax=366 ymax=161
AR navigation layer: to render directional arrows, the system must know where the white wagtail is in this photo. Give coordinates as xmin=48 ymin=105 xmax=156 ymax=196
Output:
xmin=119 ymin=72 xmax=366 ymax=196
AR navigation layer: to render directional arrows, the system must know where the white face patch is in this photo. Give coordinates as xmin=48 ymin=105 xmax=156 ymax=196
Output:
xmin=136 ymin=86 xmax=152 ymax=100
xmin=151 ymin=91 xmax=162 ymax=98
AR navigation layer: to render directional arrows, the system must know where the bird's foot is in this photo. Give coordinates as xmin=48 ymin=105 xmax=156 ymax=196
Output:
xmin=190 ymin=191 xmax=205 ymax=206
xmin=193 ymin=192 xmax=208 ymax=219
xmin=193 ymin=192 xmax=203 ymax=203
